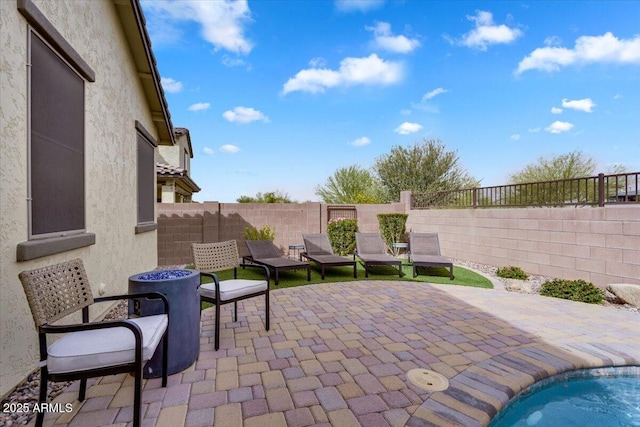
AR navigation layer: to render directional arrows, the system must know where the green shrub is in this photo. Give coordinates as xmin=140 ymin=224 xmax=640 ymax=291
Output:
xmin=243 ymin=225 xmax=275 ymax=241
xmin=540 ymin=279 xmax=604 ymax=304
xmin=377 ymin=213 xmax=408 ymax=252
xmin=496 ymin=266 xmax=529 ymax=280
xmin=327 ymin=218 xmax=358 ymax=256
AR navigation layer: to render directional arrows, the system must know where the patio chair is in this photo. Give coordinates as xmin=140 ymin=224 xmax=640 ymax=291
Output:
xmin=19 ymin=259 xmax=169 ymax=427
xmin=409 ymin=232 xmax=454 ymax=280
xmin=191 ymin=240 xmax=270 ymax=351
xmin=301 ymin=233 xmax=357 ymax=279
xmin=354 ymin=232 xmax=402 ymax=277
xmin=244 ymin=240 xmax=311 ymax=286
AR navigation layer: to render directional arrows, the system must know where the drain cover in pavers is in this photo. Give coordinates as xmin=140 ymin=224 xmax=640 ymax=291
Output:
xmin=406 ymin=369 xmax=449 ymax=392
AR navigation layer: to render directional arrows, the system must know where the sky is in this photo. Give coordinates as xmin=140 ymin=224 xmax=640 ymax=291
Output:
xmin=140 ymin=0 xmax=640 ymax=203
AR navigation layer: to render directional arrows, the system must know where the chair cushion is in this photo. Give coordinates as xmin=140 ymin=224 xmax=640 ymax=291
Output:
xmin=200 ymin=279 xmax=267 ymax=302
xmin=47 ymin=314 xmax=168 ymax=374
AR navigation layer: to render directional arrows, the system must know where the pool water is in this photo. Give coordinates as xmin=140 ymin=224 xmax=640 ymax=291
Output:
xmin=489 ymin=375 xmax=640 ymax=427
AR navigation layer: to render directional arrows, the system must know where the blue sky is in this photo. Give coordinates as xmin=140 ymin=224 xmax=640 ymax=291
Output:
xmin=141 ymin=0 xmax=640 ymax=202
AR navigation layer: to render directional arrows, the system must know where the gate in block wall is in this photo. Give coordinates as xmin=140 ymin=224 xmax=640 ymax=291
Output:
xmin=327 ymin=205 xmax=357 ymax=223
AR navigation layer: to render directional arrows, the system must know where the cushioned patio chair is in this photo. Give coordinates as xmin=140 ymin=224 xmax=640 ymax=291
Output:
xmin=19 ymin=259 xmax=169 ymax=427
xmin=191 ymin=240 xmax=270 ymax=351
xmin=409 ymin=232 xmax=454 ymax=280
xmin=354 ymin=232 xmax=402 ymax=277
xmin=301 ymin=233 xmax=357 ymax=279
xmin=243 ymin=240 xmax=311 ymax=286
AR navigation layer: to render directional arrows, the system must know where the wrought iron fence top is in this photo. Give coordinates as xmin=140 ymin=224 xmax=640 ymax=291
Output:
xmin=411 ymin=171 xmax=639 ymax=209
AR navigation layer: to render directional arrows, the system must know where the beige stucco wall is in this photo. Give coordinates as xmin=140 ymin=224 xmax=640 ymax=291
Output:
xmin=407 ymin=206 xmax=640 ymax=288
xmin=0 ymin=0 xmax=158 ymax=397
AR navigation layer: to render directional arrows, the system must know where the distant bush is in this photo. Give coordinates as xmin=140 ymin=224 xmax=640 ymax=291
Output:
xmin=496 ymin=266 xmax=529 ymax=280
xmin=540 ymin=279 xmax=604 ymax=304
xmin=327 ymin=218 xmax=358 ymax=256
xmin=243 ymin=225 xmax=275 ymax=241
xmin=377 ymin=213 xmax=408 ymax=252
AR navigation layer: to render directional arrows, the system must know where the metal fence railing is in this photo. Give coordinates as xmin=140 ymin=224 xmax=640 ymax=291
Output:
xmin=411 ymin=172 xmax=639 ymax=209
xmin=327 ymin=205 xmax=357 ymax=222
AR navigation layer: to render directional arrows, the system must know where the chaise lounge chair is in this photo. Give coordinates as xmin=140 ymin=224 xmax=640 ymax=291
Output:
xmin=301 ymin=233 xmax=357 ymax=279
xmin=354 ymin=232 xmax=402 ymax=277
xmin=409 ymin=232 xmax=454 ymax=280
xmin=244 ymin=240 xmax=311 ymax=286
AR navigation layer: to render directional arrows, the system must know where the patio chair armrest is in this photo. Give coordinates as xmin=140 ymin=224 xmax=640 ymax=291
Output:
xmin=95 ymin=292 xmax=169 ymax=315
xmin=40 ymin=318 xmax=143 ymax=340
xmin=239 ymin=263 xmax=271 ymax=282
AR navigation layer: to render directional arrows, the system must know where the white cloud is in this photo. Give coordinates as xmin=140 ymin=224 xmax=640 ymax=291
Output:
xmin=510 ymin=134 xmax=521 ymax=141
xmin=220 ymin=144 xmax=240 ymax=153
xmin=282 ymin=54 xmax=402 ymax=94
xmin=366 ymin=22 xmax=420 ymax=54
xmin=613 ymin=94 xmax=623 ymax=99
xmin=551 ymin=107 xmax=563 ymax=114
xmin=395 ymin=122 xmax=422 ymax=135
xmin=309 ymin=57 xmax=327 ymax=68
xmin=545 ymin=121 xmax=574 ymax=134
xmin=458 ymin=10 xmax=522 ymax=51
xmin=400 ymin=109 xmax=412 ymax=115
xmin=335 ymin=0 xmax=385 ymax=13
xmin=351 ymin=136 xmax=371 ymax=147
xmin=561 ymin=98 xmax=596 ymax=113
xmin=188 ymin=102 xmax=211 ymax=112
xmin=422 ymin=87 xmax=448 ymax=101
xmin=161 ymin=77 xmax=183 ymax=93
xmin=203 ymin=147 xmax=214 ymax=155
xmin=142 ymin=0 xmax=253 ymax=54
xmin=544 ymin=36 xmax=562 ymax=47
xmin=222 ymin=106 xmax=270 ymax=123
xmin=528 ymin=127 xmax=541 ymax=133
xmin=222 ymin=55 xmax=251 ymax=70
xmin=517 ymin=32 xmax=640 ymax=74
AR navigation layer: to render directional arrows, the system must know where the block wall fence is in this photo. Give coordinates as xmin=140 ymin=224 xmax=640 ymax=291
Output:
xmin=158 ymin=195 xmax=639 ymax=288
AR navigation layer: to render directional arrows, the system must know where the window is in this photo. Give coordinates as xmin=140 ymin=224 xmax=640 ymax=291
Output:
xmin=29 ymin=33 xmax=85 ymax=237
xmin=16 ymin=0 xmax=96 ymax=261
xmin=135 ymin=121 xmax=158 ymax=233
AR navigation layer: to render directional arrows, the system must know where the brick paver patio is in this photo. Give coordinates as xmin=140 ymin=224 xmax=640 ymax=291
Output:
xmin=37 ymin=281 xmax=639 ymax=427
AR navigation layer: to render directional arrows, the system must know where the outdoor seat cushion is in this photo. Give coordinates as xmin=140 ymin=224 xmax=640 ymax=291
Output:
xmin=47 ymin=314 xmax=168 ymax=374
xmin=200 ymin=279 xmax=267 ymax=302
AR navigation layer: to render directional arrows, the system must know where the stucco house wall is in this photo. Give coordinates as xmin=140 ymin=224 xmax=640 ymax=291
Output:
xmin=0 ymin=0 xmax=168 ymax=397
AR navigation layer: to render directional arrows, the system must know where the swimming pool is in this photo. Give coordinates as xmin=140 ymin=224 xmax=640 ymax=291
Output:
xmin=489 ymin=367 xmax=640 ymax=427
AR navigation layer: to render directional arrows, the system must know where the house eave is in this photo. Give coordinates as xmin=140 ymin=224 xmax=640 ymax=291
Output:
xmin=113 ymin=0 xmax=175 ymax=146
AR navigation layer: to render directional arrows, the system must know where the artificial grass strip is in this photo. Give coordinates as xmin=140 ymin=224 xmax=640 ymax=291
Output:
xmin=193 ymin=260 xmax=492 ymax=290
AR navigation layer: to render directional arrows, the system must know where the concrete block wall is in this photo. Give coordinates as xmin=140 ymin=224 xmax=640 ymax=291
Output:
xmin=406 ymin=205 xmax=640 ymax=288
xmin=157 ymin=202 xmax=409 ymax=265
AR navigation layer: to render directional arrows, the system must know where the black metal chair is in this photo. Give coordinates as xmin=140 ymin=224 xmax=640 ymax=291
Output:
xmin=191 ymin=240 xmax=270 ymax=350
xmin=19 ymin=259 xmax=169 ymax=427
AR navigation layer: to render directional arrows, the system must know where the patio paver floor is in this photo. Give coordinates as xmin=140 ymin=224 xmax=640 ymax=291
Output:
xmin=37 ymin=281 xmax=639 ymax=427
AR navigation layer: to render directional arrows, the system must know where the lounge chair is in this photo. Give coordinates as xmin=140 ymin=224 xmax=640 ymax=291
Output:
xmin=354 ymin=232 xmax=402 ymax=277
xmin=192 ymin=240 xmax=270 ymax=351
xmin=409 ymin=232 xmax=454 ymax=280
xmin=301 ymin=233 xmax=357 ymax=279
xmin=244 ymin=240 xmax=311 ymax=286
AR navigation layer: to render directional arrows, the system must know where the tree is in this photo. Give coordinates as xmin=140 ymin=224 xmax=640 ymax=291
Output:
xmin=373 ymin=140 xmax=479 ymax=202
xmin=237 ymin=190 xmax=295 ymax=203
xmin=315 ymin=165 xmax=385 ymax=204
xmin=507 ymin=151 xmax=597 ymax=205
xmin=508 ymin=151 xmax=596 ymax=183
